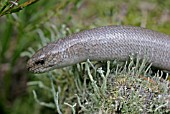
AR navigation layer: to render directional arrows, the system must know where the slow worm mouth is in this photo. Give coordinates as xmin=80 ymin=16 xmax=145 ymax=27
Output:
xmin=27 ymin=63 xmax=54 ymax=73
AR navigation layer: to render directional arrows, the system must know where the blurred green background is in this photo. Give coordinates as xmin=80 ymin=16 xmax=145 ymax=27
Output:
xmin=0 ymin=0 xmax=170 ymax=114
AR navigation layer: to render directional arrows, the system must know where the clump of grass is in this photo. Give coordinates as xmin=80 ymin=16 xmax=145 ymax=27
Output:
xmin=69 ymin=58 xmax=170 ymax=113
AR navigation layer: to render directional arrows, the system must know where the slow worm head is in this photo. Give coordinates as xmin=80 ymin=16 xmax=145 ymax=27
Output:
xmin=27 ymin=25 xmax=170 ymax=73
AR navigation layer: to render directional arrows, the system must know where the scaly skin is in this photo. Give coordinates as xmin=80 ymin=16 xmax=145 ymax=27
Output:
xmin=27 ymin=25 xmax=170 ymax=73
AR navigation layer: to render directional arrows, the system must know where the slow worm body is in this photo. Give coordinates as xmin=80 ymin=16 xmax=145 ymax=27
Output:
xmin=27 ymin=25 xmax=170 ymax=73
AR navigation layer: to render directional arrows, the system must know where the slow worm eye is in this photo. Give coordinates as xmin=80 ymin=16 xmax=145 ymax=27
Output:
xmin=35 ymin=59 xmax=45 ymax=65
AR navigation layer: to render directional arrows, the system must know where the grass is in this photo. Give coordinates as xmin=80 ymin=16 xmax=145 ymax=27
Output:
xmin=0 ymin=0 xmax=170 ymax=114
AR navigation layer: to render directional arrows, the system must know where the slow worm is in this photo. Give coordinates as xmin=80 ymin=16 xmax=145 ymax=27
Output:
xmin=27 ymin=25 xmax=170 ymax=73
